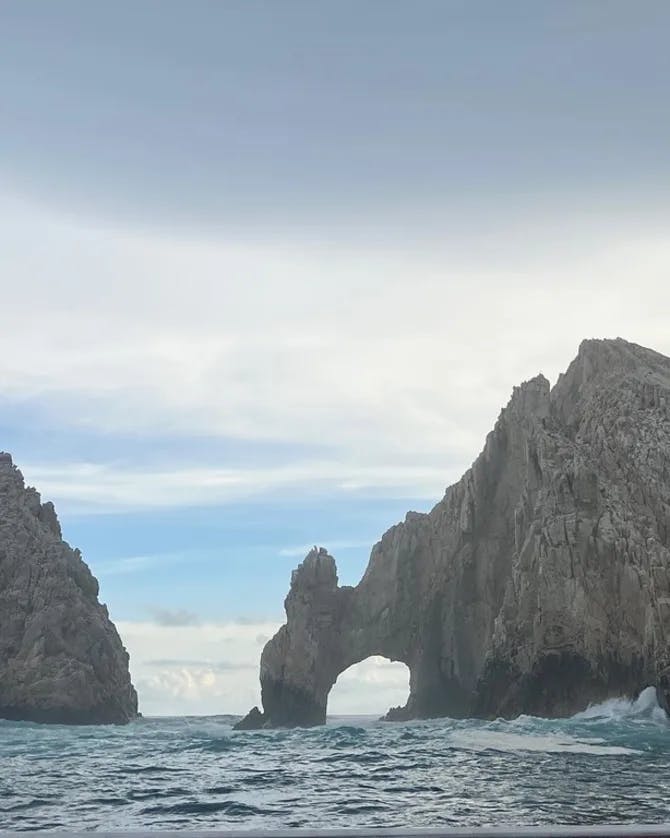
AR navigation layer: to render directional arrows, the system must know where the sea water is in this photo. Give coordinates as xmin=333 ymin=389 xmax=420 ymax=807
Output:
xmin=2 ymin=687 xmax=670 ymax=831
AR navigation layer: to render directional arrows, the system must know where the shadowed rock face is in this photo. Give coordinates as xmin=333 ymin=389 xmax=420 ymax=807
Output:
xmin=0 ymin=454 xmax=138 ymax=724
xmin=236 ymin=338 xmax=670 ymax=729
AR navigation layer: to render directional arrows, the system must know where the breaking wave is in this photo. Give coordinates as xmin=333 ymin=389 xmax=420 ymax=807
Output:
xmin=572 ymin=685 xmax=667 ymax=723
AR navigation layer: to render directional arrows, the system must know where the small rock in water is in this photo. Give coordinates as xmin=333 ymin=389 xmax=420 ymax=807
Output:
xmin=234 ymin=706 xmax=266 ymax=730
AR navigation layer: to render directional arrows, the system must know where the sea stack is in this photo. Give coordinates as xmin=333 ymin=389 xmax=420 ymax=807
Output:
xmin=237 ymin=338 xmax=670 ymax=729
xmin=0 ymin=454 xmax=138 ymax=724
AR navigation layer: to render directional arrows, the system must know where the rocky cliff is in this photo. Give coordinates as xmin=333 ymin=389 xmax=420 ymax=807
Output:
xmin=0 ymin=454 xmax=138 ymax=724
xmin=237 ymin=338 xmax=670 ymax=728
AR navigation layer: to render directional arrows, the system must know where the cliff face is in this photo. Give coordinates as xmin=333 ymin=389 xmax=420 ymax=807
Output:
xmin=237 ymin=338 xmax=670 ymax=728
xmin=0 ymin=454 xmax=138 ymax=724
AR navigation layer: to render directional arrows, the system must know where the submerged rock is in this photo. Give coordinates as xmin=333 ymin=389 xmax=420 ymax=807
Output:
xmin=0 ymin=454 xmax=138 ymax=724
xmin=241 ymin=338 xmax=670 ymax=725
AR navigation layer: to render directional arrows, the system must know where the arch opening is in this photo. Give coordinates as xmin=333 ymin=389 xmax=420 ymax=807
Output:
xmin=327 ymin=656 xmax=410 ymax=719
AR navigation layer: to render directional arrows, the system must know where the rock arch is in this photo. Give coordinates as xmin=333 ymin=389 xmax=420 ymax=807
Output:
xmin=239 ymin=537 xmax=481 ymax=729
xmin=236 ymin=340 xmax=670 ymax=730
xmin=258 ymin=547 xmax=412 ymax=727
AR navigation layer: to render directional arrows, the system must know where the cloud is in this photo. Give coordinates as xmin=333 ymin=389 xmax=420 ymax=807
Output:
xmin=232 ymin=615 xmax=280 ymax=626
xmin=150 ymin=608 xmax=200 ymax=627
xmin=143 ymin=659 xmax=254 ymax=671
xmin=118 ymin=619 xmax=281 ymax=716
xmin=18 ymin=460 xmax=454 ymax=515
xmin=2 ymin=194 xmax=670 ymax=515
xmin=330 ymin=657 xmax=410 ymax=707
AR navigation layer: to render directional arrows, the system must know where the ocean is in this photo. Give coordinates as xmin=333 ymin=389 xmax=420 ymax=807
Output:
xmin=2 ymin=688 xmax=670 ymax=831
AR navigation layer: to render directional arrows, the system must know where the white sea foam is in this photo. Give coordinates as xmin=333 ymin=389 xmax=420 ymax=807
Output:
xmin=450 ymin=729 xmax=640 ymax=755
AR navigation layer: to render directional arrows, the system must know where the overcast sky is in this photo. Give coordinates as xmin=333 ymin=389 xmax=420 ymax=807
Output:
xmin=1 ymin=1 xmax=669 ymax=716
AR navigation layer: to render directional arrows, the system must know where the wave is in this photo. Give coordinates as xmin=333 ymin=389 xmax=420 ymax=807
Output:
xmin=4 ymin=702 xmax=670 ymax=831
xmin=140 ymin=800 xmax=270 ymax=817
xmin=572 ymin=686 xmax=668 ymax=724
xmin=450 ymin=728 xmax=640 ymax=755
xmin=445 ymin=687 xmax=670 ymax=756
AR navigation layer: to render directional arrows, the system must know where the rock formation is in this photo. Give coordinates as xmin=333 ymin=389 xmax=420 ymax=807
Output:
xmin=237 ymin=338 xmax=670 ymax=728
xmin=0 ymin=454 xmax=138 ymax=724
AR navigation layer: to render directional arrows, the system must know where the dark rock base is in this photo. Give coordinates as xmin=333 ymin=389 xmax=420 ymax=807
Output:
xmin=0 ymin=704 xmax=138 ymax=725
xmin=475 ymin=652 xmax=650 ymax=719
xmin=260 ymin=678 xmax=326 ymax=727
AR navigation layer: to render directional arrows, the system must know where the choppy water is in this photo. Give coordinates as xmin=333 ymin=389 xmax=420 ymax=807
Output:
xmin=2 ymin=688 xmax=670 ymax=831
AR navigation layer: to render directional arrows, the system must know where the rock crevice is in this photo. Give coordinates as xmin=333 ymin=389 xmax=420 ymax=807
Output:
xmin=237 ymin=338 xmax=670 ymax=728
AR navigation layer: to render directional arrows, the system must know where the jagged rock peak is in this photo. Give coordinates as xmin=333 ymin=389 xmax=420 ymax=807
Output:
xmin=0 ymin=453 xmax=138 ymax=724
xmin=290 ymin=546 xmax=338 ymax=590
xmin=237 ymin=338 xmax=670 ymax=728
xmin=510 ymin=373 xmax=550 ymax=408
xmin=557 ymin=337 xmax=670 ymax=390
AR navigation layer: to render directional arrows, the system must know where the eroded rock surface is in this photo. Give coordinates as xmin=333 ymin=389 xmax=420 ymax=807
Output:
xmin=237 ymin=338 xmax=670 ymax=728
xmin=0 ymin=454 xmax=138 ymax=724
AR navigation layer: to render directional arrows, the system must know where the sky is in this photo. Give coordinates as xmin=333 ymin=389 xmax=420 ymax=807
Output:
xmin=1 ymin=0 xmax=669 ymax=716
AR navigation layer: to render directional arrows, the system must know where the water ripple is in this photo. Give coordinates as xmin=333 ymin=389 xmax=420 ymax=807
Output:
xmin=1 ymin=689 xmax=669 ymax=830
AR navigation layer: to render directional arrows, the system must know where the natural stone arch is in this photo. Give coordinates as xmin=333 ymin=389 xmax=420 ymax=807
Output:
xmin=328 ymin=656 xmax=410 ymax=717
xmin=236 ymin=340 xmax=670 ymax=731
xmin=242 ymin=543 xmax=473 ymax=728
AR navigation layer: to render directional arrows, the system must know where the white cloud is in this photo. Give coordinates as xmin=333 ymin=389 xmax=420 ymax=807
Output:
xmin=118 ymin=620 xmax=410 ymax=717
xmin=18 ymin=460 xmax=455 ymax=514
xmin=2 ymin=192 xmax=670 ymax=518
xmin=118 ymin=619 xmax=281 ymax=716
xmin=329 ymin=657 xmax=410 ymax=715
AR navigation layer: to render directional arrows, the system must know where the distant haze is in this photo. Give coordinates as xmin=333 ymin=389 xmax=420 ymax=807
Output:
xmin=1 ymin=1 xmax=669 ymax=714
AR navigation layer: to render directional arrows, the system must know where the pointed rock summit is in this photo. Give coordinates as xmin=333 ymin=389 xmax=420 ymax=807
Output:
xmin=0 ymin=454 xmax=138 ymax=724
xmin=237 ymin=338 xmax=670 ymax=729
